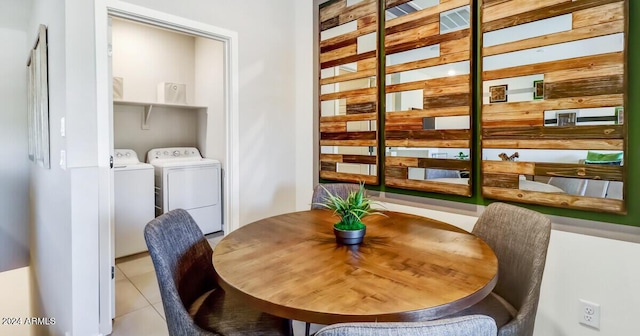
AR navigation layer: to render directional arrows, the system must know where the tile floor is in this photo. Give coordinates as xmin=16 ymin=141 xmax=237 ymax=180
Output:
xmin=111 ymin=233 xmax=322 ymax=336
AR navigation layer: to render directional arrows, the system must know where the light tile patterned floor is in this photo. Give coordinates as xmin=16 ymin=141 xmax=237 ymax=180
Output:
xmin=111 ymin=233 xmax=323 ymax=336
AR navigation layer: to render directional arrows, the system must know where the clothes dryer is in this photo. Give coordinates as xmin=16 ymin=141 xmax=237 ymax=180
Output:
xmin=147 ymin=147 xmax=222 ymax=234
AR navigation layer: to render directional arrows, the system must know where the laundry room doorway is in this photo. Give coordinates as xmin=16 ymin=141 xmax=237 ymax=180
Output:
xmin=95 ymin=2 xmax=239 ymax=334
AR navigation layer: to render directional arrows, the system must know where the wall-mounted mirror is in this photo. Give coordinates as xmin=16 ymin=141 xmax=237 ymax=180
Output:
xmin=319 ymin=0 xmax=380 ymax=184
xmin=480 ymin=0 xmax=627 ymax=213
xmin=383 ymin=0 xmax=473 ymax=196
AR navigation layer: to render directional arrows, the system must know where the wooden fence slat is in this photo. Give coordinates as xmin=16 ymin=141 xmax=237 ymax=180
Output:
xmin=482 ymin=187 xmax=625 ymax=213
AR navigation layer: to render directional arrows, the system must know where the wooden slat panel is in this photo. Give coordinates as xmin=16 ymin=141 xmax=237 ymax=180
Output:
xmin=320 ymin=87 xmax=377 ymax=101
xmin=482 ymin=94 xmax=624 ymax=114
xmin=534 ymin=163 xmax=623 ymax=181
xmin=482 ymin=0 xmax=621 ymax=33
xmin=386 ymin=75 xmax=470 ymax=93
xmin=482 ymin=187 xmax=625 ymax=213
xmin=321 ymin=131 xmax=376 ymax=141
xmin=483 ymin=119 xmax=544 ymax=128
xmin=545 ymin=63 xmax=624 ymax=83
xmin=386 ymin=29 xmax=470 ymax=55
xmin=386 ymin=130 xmax=470 ymax=141
xmin=320 ymin=68 xmax=376 ymax=86
xmin=346 ymin=94 xmax=377 ymax=105
xmin=387 ymin=177 xmax=472 ymax=196
xmin=320 ymin=171 xmax=378 ymax=184
xmin=483 ymin=52 xmax=623 ymax=81
xmin=387 ymin=106 xmax=470 ymax=118
xmin=386 ymin=81 xmax=424 ymax=93
xmin=544 ymin=74 xmax=624 ymax=99
xmin=440 ymin=36 xmax=472 ymax=56
xmin=482 ymin=0 xmax=569 ymax=23
xmin=319 ymin=154 xmax=343 ymax=163
xmin=320 ymin=17 xmax=341 ymax=31
xmin=424 ymin=83 xmax=470 ymax=97
xmin=483 ymin=125 xmax=623 ymax=140
xmin=424 ymin=93 xmax=470 ymax=109
xmin=483 ymin=20 xmax=624 ymax=57
xmin=320 ymin=44 xmax=357 ymax=64
xmin=385 ymin=116 xmax=424 ymax=131
xmin=482 ymin=110 xmax=542 ymax=122
xmin=483 ymin=0 xmax=511 ymax=7
xmin=321 ymin=139 xmax=378 ymax=146
xmin=482 ymin=139 xmax=623 ymax=150
xmin=573 ymin=2 xmax=625 ymax=29
xmin=321 ymin=161 xmax=337 ymax=172
xmin=320 ymin=122 xmax=347 ymax=132
xmin=320 ymin=0 xmax=347 ymax=23
xmin=346 ymin=102 xmax=376 ymax=114
xmin=386 ymin=139 xmax=470 ymax=148
xmin=417 ymin=158 xmax=472 ymax=171
xmin=386 ymin=157 xmax=419 ymax=167
xmin=385 ymin=23 xmax=439 ymax=49
xmin=483 ymin=161 xmax=536 ymax=175
xmin=337 ymin=0 xmax=377 ymax=26
xmin=386 ymin=51 xmax=469 ymax=75
xmin=483 ymin=173 xmax=519 ymax=189
xmin=385 ymin=0 xmax=412 ymax=9
xmin=343 ymin=155 xmax=377 ymax=165
xmin=321 ymin=113 xmax=377 ymax=122
xmin=386 ymin=166 xmax=408 ymax=179
xmin=321 ymin=50 xmax=376 ymax=69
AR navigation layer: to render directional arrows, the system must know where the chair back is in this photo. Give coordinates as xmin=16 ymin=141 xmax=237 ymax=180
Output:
xmin=144 ymin=209 xmax=216 ymax=336
xmin=547 ymin=177 xmax=587 ymax=195
xmin=311 ymin=183 xmax=362 ymax=209
xmin=473 ymin=203 xmax=551 ymax=336
xmin=315 ymin=315 xmax=497 ymax=336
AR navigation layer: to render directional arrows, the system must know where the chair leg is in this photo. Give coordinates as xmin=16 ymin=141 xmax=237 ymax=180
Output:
xmin=287 ymin=319 xmax=294 ymax=336
xmin=305 ymin=322 xmax=311 ymax=336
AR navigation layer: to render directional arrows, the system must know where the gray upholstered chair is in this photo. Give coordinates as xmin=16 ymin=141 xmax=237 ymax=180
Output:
xmin=315 ymin=315 xmax=497 ymax=336
xmin=311 ymin=183 xmax=362 ymax=209
xmin=547 ymin=177 xmax=587 ymax=195
xmin=447 ymin=202 xmax=552 ymax=336
xmin=144 ymin=209 xmax=291 ymax=336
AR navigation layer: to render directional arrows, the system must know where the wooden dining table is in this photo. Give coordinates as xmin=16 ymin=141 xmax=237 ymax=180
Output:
xmin=212 ymin=210 xmax=498 ymax=325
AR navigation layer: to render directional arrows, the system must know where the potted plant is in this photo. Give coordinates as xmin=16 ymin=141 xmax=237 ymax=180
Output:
xmin=315 ymin=183 xmax=384 ymax=245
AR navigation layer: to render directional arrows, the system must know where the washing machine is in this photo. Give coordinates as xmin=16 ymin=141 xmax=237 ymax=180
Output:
xmin=113 ymin=149 xmax=155 ymax=258
xmin=147 ymin=147 xmax=222 ymax=234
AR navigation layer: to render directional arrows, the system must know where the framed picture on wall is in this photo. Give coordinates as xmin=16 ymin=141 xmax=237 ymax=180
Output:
xmin=489 ymin=84 xmax=508 ymax=103
xmin=27 ymin=24 xmax=51 ymax=169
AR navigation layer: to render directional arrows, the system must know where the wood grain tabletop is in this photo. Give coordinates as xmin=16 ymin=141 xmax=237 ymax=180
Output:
xmin=212 ymin=210 xmax=497 ymax=324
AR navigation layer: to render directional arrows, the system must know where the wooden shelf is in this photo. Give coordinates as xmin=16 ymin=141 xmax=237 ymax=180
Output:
xmin=113 ymin=100 xmax=207 ymax=129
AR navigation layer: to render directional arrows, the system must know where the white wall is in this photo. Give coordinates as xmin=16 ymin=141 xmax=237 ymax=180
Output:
xmin=194 ymin=37 xmax=226 ymax=163
xmin=28 ymin=0 xmax=102 ymax=334
xmin=119 ymin=0 xmax=298 ymax=225
xmin=111 ymin=18 xmax=196 ymax=104
xmin=0 ymin=25 xmax=30 ymax=272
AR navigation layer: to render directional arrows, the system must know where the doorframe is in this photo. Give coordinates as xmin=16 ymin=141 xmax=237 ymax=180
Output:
xmin=94 ymin=1 xmax=240 ymax=333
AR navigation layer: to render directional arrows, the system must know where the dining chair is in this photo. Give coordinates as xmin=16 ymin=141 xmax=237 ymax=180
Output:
xmin=144 ymin=209 xmax=291 ymax=336
xmin=547 ymin=177 xmax=587 ymax=195
xmin=445 ymin=202 xmax=552 ymax=336
xmin=311 ymin=183 xmax=362 ymax=209
xmin=314 ymin=315 xmax=497 ymax=336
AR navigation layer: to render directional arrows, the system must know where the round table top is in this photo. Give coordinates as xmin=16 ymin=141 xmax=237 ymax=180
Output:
xmin=212 ymin=210 xmax=498 ymax=324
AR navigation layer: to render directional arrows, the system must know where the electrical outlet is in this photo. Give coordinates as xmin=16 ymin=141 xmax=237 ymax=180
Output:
xmin=579 ymin=299 xmax=600 ymax=329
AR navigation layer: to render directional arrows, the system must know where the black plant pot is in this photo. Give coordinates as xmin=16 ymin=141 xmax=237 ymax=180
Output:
xmin=333 ymin=226 xmax=366 ymax=245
